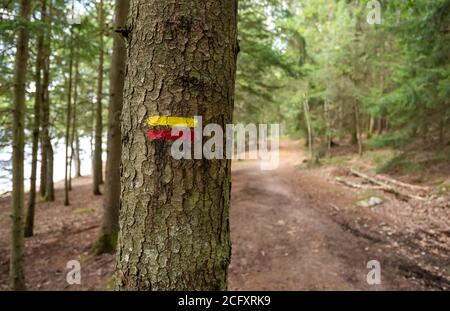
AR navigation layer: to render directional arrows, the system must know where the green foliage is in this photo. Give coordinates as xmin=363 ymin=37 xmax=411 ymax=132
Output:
xmin=376 ymin=153 xmax=424 ymax=174
xmin=238 ymin=0 xmax=450 ymax=155
xmin=235 ymin=0 xmax=291 ymax=124
xmin=367 ymin=133 xmax=409 ymax=149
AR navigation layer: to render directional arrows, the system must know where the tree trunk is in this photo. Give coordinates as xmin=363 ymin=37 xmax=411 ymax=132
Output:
xmin=25 ymin=0 xmax=47 ymax=238
xmin=115 ymin=0 xmax=238 ymax=290
xmin=303 ymin=92 xmax=313 ymax=160
xmin=64 ymin=32 xmax=74 ymax=206
xmin=40 ymin=0 xmax=53 ymax=201
xmin=74 ymin=131 xmax=81 ymax=177
xmin=69 ymin=57 xmax=79 ymax=191
xmin=351 ymin=106 xmax=358 ymax=145
xmin=324 ymin=97 xmax=331 ymax=155
xmin=353 ymin=101 xmax=363 ymax=156
xmin=93 ymin=0 xmax=104 ymax=195
xmin=45 ymin=141 xmax=54 ymax=201
xmin=368 ymin=116 xmax=375 ymax=138
xmin=39 ymin=128 xmax=47 ymax=198
xmin=377 ymin=117 xmax=384 ymax=135
xmin=96 ymin=0 xmax=129 ymax=254
xmin=10 ymin=0 xmax=30 ymax=291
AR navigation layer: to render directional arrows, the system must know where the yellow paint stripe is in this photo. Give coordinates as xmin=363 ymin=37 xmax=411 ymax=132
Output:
xmin=147 ymin=116 xmax=197 ymax=128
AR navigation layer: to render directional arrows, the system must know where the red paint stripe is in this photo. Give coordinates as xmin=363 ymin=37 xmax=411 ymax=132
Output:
xmin=146 ymin=129 xmax=195 ymax=141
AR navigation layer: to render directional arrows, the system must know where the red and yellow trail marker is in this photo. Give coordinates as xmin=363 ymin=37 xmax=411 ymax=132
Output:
xmin=146 ymin=116 xmax=196 ymax=141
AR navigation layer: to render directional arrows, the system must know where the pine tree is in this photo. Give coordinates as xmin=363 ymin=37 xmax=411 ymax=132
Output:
xmin=96 ymin=0 xmax=129 ymax=254
xmin=10 ymin=0 xmax=30 ymax=291
xmin=25 ymin=0 xmax=47 ymax=238
xmin=115 ymin=0 xmax=238 ymax=290
xmin=93 ymin=0 xmax=105 ymax=195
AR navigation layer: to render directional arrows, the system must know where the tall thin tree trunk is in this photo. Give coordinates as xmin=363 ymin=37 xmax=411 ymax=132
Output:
xmin=69 ymin=57 xmax=79 ymax=191
xmin=353 ymin=101 xmax=363 ymax=156
xmin=377 ymin=117 xmax=384 ymax=135
xmin=74 ymin=132 xmax=81 ymax=177
xmin=64 ymin=32 xmax=74 ymax=206
xmin=368 ymin=116 xmax=375 ymax=138
xmin=90 ymin=103 xmax=95 ymax=173
xmin=39 ymin=130 xmax=47 ymax=198
xmin=39 ymin=129 xmax=47 ymax=198
xmin=41 ymin=0 xmax=53 ymax=201
xmin=93 ymin=0 xmax=104 ymax=195
xmin=46 ymin=141 xmax=54 ymax=201
xmin=10 ymin=0 xmax=30 ymax=291
xmin=96 ymin=0 xmax=129 ymax=254
xmin=351 ymin=107 xmax=358 ymax=146
xmin=25 ymin=0 xmax=47 ymax=238
xmin=303 ymin=92 xmax=313 ymax=160
xmin=324 ymin=96 xmax=332 ymax=155
xmin=115 ymin=0 xmax=238 ymax=290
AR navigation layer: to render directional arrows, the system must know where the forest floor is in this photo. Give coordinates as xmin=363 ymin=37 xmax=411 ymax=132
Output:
xmin=0 ymin=140 xmax=449 ymax=290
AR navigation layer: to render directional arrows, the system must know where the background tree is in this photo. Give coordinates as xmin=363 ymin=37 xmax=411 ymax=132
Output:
xmin=93 ymin=0 xmax=104 ymax=195
xmin=10 ymin=0 xmax=30 ymax=291
xmin=64 ymin=28 xmax=74 ymax=206
xmin=24 ymin=0 xmax=47 ymax=237
xmin=41 ymin=0 xmax=54 ymax=202
xmin=96 ymin=0 xmax=129 ymax=254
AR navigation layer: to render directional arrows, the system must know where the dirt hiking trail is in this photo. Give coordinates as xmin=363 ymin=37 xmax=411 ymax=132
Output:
xmin=1 ymin=140 xmax=449 ymax=290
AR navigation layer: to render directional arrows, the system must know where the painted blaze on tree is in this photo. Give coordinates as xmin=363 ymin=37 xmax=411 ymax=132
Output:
xmin=115 ymin=0 xmax=239 ymax=290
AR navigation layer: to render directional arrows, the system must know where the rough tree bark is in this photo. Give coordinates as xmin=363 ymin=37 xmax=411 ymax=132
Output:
xmin=11 ymin=0 xmax=30 ymax=290
xmin=96 ymin=0 xmax=129 ymax=254
xmin=93 ymin=0 xmax=105 ymax=195
xmin=25 ymin=0 xmax=46 ymax=238
xmin=115 ymin=0 xmax=238 ymax=290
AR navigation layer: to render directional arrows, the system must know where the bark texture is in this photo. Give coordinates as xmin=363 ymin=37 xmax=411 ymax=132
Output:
xmin=115 ymin=0 xmax=238 ymax=290
xmin=11 ymin=0 xmax=30 ymax=290
xmin=93 ymin=0 xmax=105 ymax=195
xmin=96 ymin=0 xmax=129 ymax=254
